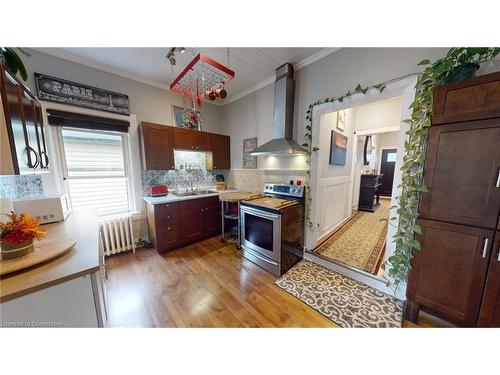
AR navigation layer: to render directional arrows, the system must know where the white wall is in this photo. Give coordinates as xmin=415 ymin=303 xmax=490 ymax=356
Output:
xmin=353 ymin=96 xmax=403 ymax=132
xmin=22 ymin=49 xmax=224 ymax=132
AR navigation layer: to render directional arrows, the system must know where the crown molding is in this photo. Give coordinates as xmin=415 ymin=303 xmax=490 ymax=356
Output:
xmin=32 ymin=47 xmax=341 ymax=107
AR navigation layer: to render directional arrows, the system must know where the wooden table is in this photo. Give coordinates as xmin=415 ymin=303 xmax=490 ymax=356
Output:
xmin=219 ymin=192 xmax=262 ymax=248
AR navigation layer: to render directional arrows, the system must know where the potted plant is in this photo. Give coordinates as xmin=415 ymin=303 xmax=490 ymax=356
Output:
xmin=0 ymin=212 xmax=46 ymax=260
xmin=0 ymin=47 xmax=30 ymax=81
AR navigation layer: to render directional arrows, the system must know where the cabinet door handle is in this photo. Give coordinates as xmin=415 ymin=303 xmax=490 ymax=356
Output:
xmin=496 ymin=170 xmax=500 ymax=188
xmin=167 ymin=215 xmax=170 ymax=219
xmin=482 ymin=238 xmax=489 ymax=258
xmin=167 ymin=227 xmax=171 ymax=230
xmin=497 ymin=247 xmax=500 ymax=262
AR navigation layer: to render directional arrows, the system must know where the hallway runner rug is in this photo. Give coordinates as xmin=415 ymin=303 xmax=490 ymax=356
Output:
xmin=314 ymin=199 xmax=390 ymax=274
xmin=275 ymin=260 xmax=403 ymax=328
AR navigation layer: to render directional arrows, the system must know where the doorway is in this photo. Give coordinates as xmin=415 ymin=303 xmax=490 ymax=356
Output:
xmin=304 ymin=74 xmax=417 ymax=299
xmin=379 ymin=148 xmax=397 ymax=196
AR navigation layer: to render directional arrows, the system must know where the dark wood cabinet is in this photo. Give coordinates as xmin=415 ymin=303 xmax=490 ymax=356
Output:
xmin=180 ymin=199 xmax=204 ymax=242
xmin=140 ymin=122 xmax=175 ymax=170
xmin=140 ymin=123 xmax=230 ymax=171
xmin=406 ymin=220 xmax=493 ymax=326
xmin=174 ymin=127 xmax=211 ymax=151
xmin=405 ymin=71 xmax=500 ymax=327
xmin=201 ymin=196 xmax=222 ymax=235
xmin=146 ymin=196 xmax=221 ymax=252
xmin=478 ymin=231 xmax=500 ymax=327
xmin=0 ymin=61 xmax=50 ymax=174
xmin=210 ymin=133 xmax=230 ymax=170
xmin=358 ymin=174 xmax=382 ymax=212
xmin=419 ymin=118 xmax=500 ymax=229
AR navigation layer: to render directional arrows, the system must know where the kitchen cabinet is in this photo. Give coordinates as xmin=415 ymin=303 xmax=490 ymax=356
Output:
xmin=174 ymin=127 xmax=211 ymax=151
xmin=146 ymin=196 xmax=221 ymax=252
xmin=146 ymin=201 xmax=181 ymax=249
xmin=210 ymin=133 xmax=230 ymax=170
xmin=140 ymin=122 xmax=175 ymax=170
xmin=405 ymin=72 xmax=500 ymax=327
xmin=478 ymin=231 xmax=500 ymax=327
xmin=140 ymin=123 xmax=230 ymax=171
xmin=406 ymin=219 xmax=493 ymax=326
xmin=1 ymin=61 xmax=50 ymax=174
xmin=418 ymin=118 xmax=500 ymax=229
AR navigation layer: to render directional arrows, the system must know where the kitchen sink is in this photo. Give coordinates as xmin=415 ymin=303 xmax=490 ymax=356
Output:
xmin=193 ymin=190 xmax=218 ymax=195
xmin=173 ymin=191 xmax=199 ymax=197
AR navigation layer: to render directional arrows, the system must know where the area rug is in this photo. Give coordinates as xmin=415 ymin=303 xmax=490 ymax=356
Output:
xmin=314 ymin=199 xmax=390 ymax=274
xmin=275 ymin=260 xmax=403 ymax=328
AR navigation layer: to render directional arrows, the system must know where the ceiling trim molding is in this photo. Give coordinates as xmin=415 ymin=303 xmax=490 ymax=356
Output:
xmin=223 ymin=48 xmax=341 ymax=105
xmin=32 ymin=47 xmax=341 ymax=106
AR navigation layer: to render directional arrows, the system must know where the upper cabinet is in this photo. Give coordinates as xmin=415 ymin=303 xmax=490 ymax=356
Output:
xmin=140 ymin=123 xmax=230 ymax=171
xmin=173 ymin=127 xmax=211 ymax=151
xmin=0 ymin=61 xmax=50 ymax=175
xmin=210 ymin=133 xmax=230 ymax=170
xmin=140 ymin=122 xmax=175 ymax=170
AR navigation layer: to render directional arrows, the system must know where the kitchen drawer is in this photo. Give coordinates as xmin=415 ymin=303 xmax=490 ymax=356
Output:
xmin=157 ymin=223 xmax=181 ymax=250
xmin=155 ymin=202 xmax=179 ymax=222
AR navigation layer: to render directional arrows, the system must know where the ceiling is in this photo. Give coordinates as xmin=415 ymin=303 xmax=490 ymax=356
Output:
xmin=34 ymin=48 xmax=339 ymax=105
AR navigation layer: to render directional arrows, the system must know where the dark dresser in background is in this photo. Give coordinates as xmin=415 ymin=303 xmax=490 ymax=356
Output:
xmin=358 ymin=174 xmax=383 ymax=212
xmin=405 ymin=71 xmax=500 ymax=327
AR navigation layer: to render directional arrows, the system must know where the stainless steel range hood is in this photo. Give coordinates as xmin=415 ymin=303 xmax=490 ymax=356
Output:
xmin=250 ymin=63 xmax=307 ymax=156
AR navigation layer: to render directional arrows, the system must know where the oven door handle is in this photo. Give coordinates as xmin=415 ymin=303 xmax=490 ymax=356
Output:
xmin=240 ymin=205 xmax=281 ymax=220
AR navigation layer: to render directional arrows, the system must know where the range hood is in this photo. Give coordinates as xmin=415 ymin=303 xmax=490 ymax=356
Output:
xmin=250 ymin=63 xmax=307 ymax=156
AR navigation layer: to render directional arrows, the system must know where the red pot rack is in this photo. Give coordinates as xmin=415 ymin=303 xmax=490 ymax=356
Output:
xmin=169 ymin=53 xmax=235 ymax=108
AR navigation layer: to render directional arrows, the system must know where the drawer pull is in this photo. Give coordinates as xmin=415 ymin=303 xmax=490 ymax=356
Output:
xmin=496 ymin=170 xmax=500 ymax=188
xmin=167 ymin=216 xmax=170 ymax=219
xmin=167 ymin=227 xmax=171 ymax=230
xmin=497 ymin=247 xmax=500 ymax=262
xmin=482 ymin=238 xmax=489 ymax=258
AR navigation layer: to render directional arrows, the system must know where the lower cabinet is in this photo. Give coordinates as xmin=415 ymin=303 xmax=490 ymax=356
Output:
xmin=478 ymin=231 xmax=500 ymax=327
xmin=146 ymin=196 xmax=221 ymax=252
xmin=406 ymin=219 xmax=493 ymax=326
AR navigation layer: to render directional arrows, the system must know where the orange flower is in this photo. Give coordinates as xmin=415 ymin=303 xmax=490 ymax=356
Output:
xmin=0 ymin=211 xmax=46 ymax=244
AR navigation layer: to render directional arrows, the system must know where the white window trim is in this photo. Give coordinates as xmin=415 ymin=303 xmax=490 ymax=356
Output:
xmin=55 ymin=126 xmax=135 ymax=217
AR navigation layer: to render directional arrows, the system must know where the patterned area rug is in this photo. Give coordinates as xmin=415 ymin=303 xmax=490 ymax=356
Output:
xmin=314 ymin=199 xmax=390 ymax=274
xmin=275 ymin=260 xmax=403 ymax=328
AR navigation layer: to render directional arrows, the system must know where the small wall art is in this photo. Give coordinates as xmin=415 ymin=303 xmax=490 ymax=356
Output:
xmin=330 ymin=130 xmax=348 ymax=166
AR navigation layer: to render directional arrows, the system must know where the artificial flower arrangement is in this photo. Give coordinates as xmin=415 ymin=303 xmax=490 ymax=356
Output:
xmin=0 ymin=212 xmax=46 ymax=260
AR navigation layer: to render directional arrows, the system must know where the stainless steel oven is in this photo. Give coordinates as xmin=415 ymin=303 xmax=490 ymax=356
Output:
xmin=240 ymin=205 xmax=282 ymax=264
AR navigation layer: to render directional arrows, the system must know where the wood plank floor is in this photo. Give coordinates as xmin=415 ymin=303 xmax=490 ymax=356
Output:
xmin=105 ymin=236 xmax=437 ymax=328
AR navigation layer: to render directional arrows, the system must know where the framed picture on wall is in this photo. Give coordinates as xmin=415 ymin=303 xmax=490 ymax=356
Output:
xmin=330 ymin=130 xmax=348 ymax=166
xmin=336 ymin=110 xmax=345 ymax=131
xmin=172 ymin=105 xmax=201 ymax=130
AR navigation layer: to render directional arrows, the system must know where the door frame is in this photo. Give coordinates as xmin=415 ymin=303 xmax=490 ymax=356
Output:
xmin=305 ymin=74 xmax=418 ymax=300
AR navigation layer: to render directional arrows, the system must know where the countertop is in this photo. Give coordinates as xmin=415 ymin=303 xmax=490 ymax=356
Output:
xmin=143 ymin=189 xmax=240 ymax=205
xmin=0 ymin=208 xmax=100 ymax=303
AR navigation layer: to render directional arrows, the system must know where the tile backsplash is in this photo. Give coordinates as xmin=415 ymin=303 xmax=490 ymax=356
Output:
xmin=0 ymin=175 xmax=44 ymax=200
xmin=226 ymin=170 xmax=307 ymax=193
xmin=142 ymin=169 xmax=218 ymax=195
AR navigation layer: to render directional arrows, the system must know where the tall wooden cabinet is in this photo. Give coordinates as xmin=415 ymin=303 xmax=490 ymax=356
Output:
xmin=0 ymin=61 xmax=50 ymax=174
xmin=405 ymin=71 xmax=500 ymax=327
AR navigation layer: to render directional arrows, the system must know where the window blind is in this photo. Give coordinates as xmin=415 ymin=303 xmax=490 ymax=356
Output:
xmin=48 ymin=110 xmax=130 ymax=133
xmin=61 ymin=128 xmax=129 ymax=216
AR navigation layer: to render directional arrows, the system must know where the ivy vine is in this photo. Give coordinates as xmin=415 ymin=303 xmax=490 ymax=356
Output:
xmin=303 ymin=47 xmax=499 ymax=293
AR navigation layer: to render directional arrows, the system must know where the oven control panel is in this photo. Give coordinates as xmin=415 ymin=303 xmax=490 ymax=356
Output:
xmin=264 ymin=183 xmax=304 ymax=198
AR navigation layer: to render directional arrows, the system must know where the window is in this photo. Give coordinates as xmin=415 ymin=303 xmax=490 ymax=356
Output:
xmin=58 ymin=127 xmax=131 ymax=217
xmin=386 ymin=152 xmax=397 ymax=163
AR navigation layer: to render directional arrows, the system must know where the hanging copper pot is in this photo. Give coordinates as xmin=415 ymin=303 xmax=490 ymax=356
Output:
xmin=216 ymin=87 xmax=227 ymax=99
xmin=206 ymin=90 xmax=216 ymax=101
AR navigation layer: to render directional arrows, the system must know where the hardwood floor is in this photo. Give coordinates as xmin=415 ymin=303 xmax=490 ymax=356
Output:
xmin=105 ymin=237 xmax=335 ymax=327
xmin=105 ymin=236 xmax=440 ymax=328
